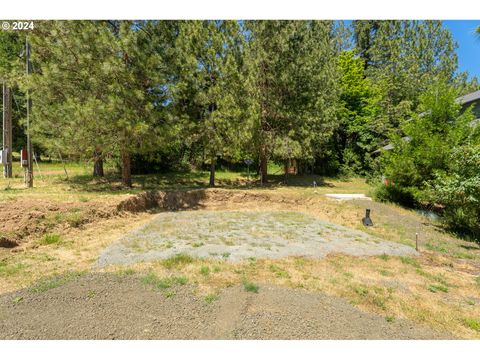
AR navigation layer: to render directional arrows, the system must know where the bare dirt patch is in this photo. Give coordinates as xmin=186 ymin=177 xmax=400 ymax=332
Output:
xmin=0 ymin=198 xmax=118 ymax=248
xmin=0 ymin=272 xmax=451 ymax=339
xmin=115 ymin=189 xmax=272 ymax=212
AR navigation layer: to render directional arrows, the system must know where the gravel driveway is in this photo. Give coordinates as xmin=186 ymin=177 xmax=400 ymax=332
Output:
xmin=0 ymin=273 xmax=451 ymax=339
xmin=96 ymin=210 xmax=417 ymax=267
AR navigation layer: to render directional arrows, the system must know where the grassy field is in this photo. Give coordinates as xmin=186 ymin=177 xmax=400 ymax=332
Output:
xmin=1 ymin=160 xmax=480 ymax=338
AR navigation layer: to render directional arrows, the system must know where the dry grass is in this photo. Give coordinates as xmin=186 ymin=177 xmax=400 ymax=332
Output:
xmin=98 ymin=251 xmax=480 ymax=339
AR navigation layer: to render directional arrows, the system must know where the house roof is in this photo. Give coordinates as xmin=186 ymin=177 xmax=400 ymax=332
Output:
xmin=457 ymin=90 xmax=480 ymax=105
xmin=372 ymin=136 xmax=411 ymax=154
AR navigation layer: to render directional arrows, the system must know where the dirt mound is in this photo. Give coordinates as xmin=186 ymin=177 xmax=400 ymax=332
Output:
xmin=0 ymin=272 xmax=452 ymax=339
xmin=1 ymin=189 xmax=274 ymax=248
xmin=0 ymin=199 xmax=117 ymax=248
xmin=116 ymin=189 xmax=272 ymax=213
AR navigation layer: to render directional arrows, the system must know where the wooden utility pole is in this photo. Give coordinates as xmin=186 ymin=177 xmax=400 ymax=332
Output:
xmin=25 ymin=38 xmax=33 ymax=188
xmin=2 ymin=83 xmax=13 ymax=178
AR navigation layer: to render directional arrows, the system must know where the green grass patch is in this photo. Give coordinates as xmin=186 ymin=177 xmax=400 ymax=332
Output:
xmin=30 ymin=271 xmax=85 ymax=293
xmin=200 ymin=266 xmax=210 ymax=276
xmin=191 ymin=242 xmax=204 ymax=248
xmin=354 ymin=285 xmax=368 ymax=296
xmin=475 ymin=276 xmax=480 ymax=287
xmin=416 ymin=268 xmax=449 ymax=287
xmin=378 ymin=269 xmax=392 ymax=276
xmin=65 ymin=211 xmax=86 ymax=228
xmin=242 ymin=279 xmax=259 ymax=293
xmin=142 ymin=272 xmax=188 ymax=290
xmin=40 ymin=233 xmax=61 ymax=245
xmin=269 ymin=264 xmax=290 ymax=278
xmin=204 ymin=294 xmax=218 ymax=304
xmin=0 ymin=262 xmax=27 ymax=277
xmin=400 ymin=256 xmax=420 ymax=268
xmin=12 ymin=296 xmax=23 ymax=304
xmin=427 ymin=284 xmax=449 ymax=293
xmin=164 ymin=291 xmax=176 ymax=298
xmin=425 ymin=242 xmax=449 ymax=254
xmin=385 ymin=315 xmax=395 ymax=323
xmin=161 ymin=253 xmax=194 ymax=269
xmin=116 ymin=268 xmax=135 ymax=277
xmin=463 ymin=318 xmax=480 ymax=332
xmin=377 ymin=254 xmax=390 ymax=261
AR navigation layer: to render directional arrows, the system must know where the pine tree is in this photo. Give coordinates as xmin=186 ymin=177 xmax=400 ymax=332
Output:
xmin=171 ymin=21 xmax=253 ymax=187
xmin=245 ymin=20 xmax=339 ymax=183
xmin=352 ymin=20 xmax=459 ymax=146
xmin=27 ymin=21 xmax=174 ymax=186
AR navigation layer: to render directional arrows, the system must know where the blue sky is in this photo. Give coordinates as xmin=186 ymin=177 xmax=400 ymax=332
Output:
xmin=443 ymin=20 xmax=480 ymax=80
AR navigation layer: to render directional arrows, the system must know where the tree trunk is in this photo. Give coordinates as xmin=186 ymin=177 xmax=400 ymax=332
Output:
xmin=93 ymin=149 xmax=104 ymax=177
xmin=284 ymin=159 xmax=292 ymax=185
xmin=209 ymin=159 xmax=216 ymax=187
xmin=259 ymin=145 xmax=268 ymax=185
xmin=121 ymin=149 xmax=132 ymax=187
xmin=2 ymin=84 xmax=13 ymax=178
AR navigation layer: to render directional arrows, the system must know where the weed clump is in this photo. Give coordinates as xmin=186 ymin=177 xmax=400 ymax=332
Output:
xmin=161 ymin=253 xmax=194 ymax=269
xmin=142 ymin=272 xmax=188 ymax=290
xmin=428 ymin=284 xmax=449 ymax=293
xmin=200 ymin=266 xmax=210 ymax=276
xmin=40 ymin=233 xmax=61 ymax=245
xmin=242 ymin=279 xmax=259 ymax=293
xmin=204 ymin=294 xmax=218 ymax=304
xmin=400 ymin=256 xmax=420 ymax=268
xmin=464 ymin=318 xmax=480 ymax=332
xmin=30 ymin=271 xmax=85 ymax=293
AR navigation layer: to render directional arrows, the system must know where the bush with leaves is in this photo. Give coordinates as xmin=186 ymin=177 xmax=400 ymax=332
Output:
xmin=376 ymin=80 xmax=476 ymax=208
xmin=431 ymin=145 xmax=480 ymax=238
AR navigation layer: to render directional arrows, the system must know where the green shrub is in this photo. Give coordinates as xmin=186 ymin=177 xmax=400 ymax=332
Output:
xmin=431 ymin=146 xmax=480 ymax=238
xmin=242 ymin=279 xmax=259 ymax=293
xmin=374 ymin=181 xmax=417 ymax=207
xmin=376 ymin=82 xmax=480 ymax=238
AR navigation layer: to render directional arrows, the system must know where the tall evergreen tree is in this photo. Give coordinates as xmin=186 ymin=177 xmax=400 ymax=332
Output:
xmin=27 ymin=21 xmax=174 ymax=186
xmin=352 ymin=20 xmax=458 ymax=144
xmin=333 ymin=50 xmax=380 ymax=174
xmin=0 ymin=31 xmax=27 ymax=152
xmin=245 ymin=20 xmax=339 ymax=183
xmin=171 ymin=20 xmax=253 ymax=187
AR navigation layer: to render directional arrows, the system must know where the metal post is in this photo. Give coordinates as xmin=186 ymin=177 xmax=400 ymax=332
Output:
xmin=415 ymin=232 xmax=419 ymax=252
xmin=25 ymin=38 xmax=33 ymax=188
xmin=2 ymin=83 xmax=13 ymax=178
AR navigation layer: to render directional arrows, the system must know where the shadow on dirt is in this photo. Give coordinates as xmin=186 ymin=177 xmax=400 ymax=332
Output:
xmin=64 ymin=172 xmax=337 ymax=194
xmin=116 ymin=190 xmax=209 ymax=212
